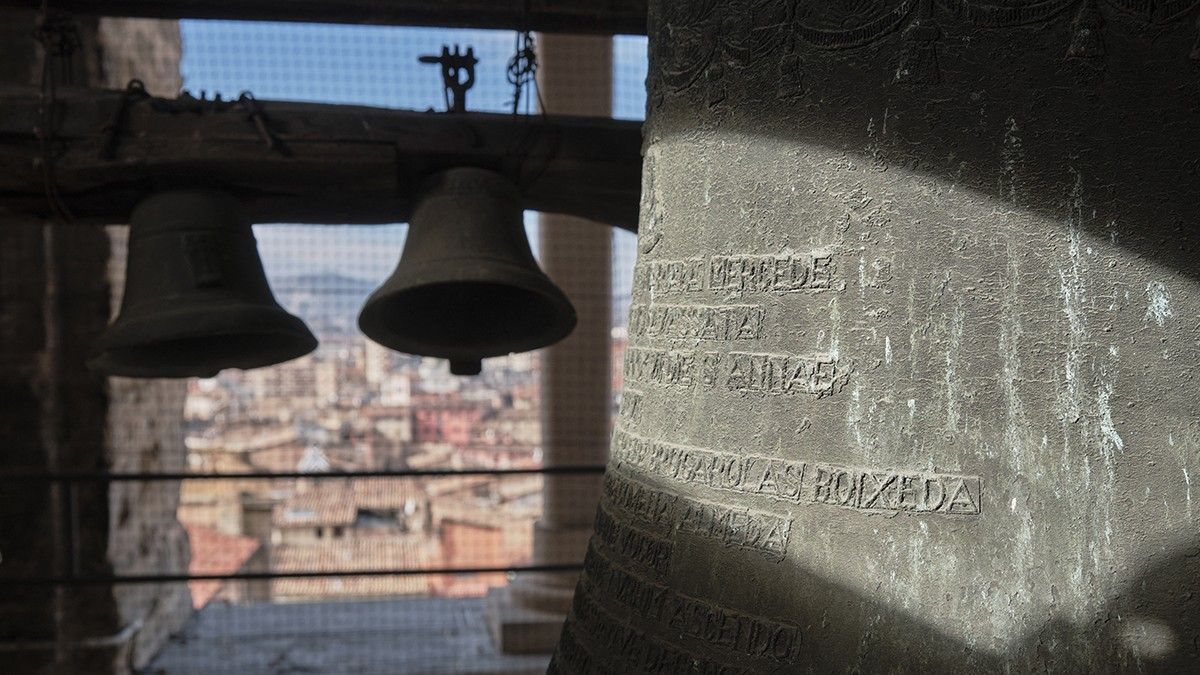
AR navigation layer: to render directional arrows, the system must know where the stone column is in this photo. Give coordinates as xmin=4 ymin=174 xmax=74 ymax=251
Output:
xmin=552 ymin=2 xmax=1200 ymax=673
xmin=486 ymin=33 xmax=613 ymax=655
xmin=98 ymin=20 xmax=193 ymax=669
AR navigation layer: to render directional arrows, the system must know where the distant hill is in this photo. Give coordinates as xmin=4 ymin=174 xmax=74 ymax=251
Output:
xmin=272 ymin=273 xmax=378 ymax=296
xmin=271 ymin=268 xmax=632 ymax=338
xmin=271 ymin=273 xmax=379 ymax=338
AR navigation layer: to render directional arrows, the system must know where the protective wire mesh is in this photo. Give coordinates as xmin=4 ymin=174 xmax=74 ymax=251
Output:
xmin=94 ymin=20 xmax=644 ymax=673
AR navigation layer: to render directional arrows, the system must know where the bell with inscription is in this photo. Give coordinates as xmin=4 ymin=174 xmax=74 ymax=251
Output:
xmin=91 ymin=190 xmax=318 ymax=378
xmin=358 ymin=167 xmax=576 ymax=376
xmin=551 ymin=1 xmax=1200 ymax=672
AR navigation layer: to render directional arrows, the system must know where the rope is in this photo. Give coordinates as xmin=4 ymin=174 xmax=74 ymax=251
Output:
xmin=33 ymin=2 xmax=79 ymax=223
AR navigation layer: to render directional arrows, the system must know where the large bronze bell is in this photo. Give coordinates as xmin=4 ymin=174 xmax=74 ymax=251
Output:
xmin=91 ymin=190 xmax=318 ymax=378
xmin=358 ymin=167 xmax=576 ymax=376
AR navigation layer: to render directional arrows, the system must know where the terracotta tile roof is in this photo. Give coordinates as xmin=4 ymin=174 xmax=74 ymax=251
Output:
xmin=273 ymin=478 xmax=425 ymax=528
xmin=404 ymin=444 xmax=455 ymax=468
xmin=186 ymin=525 xmax=261 ymax=609
xmin=353 ymin=477 xmax=424 ymax=510
xmin=271 ymin=536 xmax=435 ymax=600
xmin=189 ymin=425 xmax=299 ymax=453
xmin=495 ymin=476 xmax=541 ymax=502
xmin=433 ymin=502 xmax=534 ymax=529
xmin=424 ymin=475 xmax=492 ymax=497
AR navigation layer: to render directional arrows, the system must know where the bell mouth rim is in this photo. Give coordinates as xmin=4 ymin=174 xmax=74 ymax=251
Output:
xmin=98 ymin=302 xmax=316 ymax=348
xmin=357 ymin=263 xmax=577 ymax=360
xmin=92 ymin=304 xmax=318 ymax=378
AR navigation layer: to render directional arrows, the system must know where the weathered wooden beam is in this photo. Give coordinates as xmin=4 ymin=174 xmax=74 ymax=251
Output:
xmin=0 ymin=0 xmax=648 ymax=35
xmin=0 ymin=85 xmax=642 ymax=230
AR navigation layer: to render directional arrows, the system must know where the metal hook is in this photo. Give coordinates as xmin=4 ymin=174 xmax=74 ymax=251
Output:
xmin=419 ymin=44 xmax=479 ymax=113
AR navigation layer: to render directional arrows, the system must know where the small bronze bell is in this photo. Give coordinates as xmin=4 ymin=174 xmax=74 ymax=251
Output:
xmin=358 ymin=168 xmax=576 ymax=375
xmin=91 ymin=190 xmax=318 ymax=378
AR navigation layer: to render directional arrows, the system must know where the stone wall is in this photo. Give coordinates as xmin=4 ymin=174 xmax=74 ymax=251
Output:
xmin=98 ymin=19 xmax=193 ymax=669
xmin=0 ymin=11 xmax=190 ymax=673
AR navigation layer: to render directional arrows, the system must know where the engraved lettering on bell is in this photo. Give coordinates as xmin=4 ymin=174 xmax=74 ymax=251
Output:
xmin=579 ymin=545 xmax=802 ymax=664
xmin=623 ymin=348 xmax=845 ymax=397
xmin=640 ymin=252 xmax=836 ymax=295
xmin=628 ymin=304 xmax=764 ymax=341
xmin=601 ymin=471 xmax=792 ymax=560
xmin=611 ymin=429 xmax=981 ymax=516
xmin=567 ymin=584 xmax=750 ymax=674
xmin=593 ymin=506 xmax=674 ymax=575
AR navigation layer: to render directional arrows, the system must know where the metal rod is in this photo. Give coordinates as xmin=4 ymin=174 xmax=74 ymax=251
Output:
xmin=65 ymin=479 xmax=80 ymax=580
xmin=0 ymin=464 xmax=607 ymax=482
xmin=3 ymin=562 xmax=586 ymax=586
xmin=0 ymin=619 xmax=144 ymax=652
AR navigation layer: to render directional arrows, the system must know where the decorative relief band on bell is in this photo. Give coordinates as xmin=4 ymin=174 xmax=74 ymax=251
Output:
xmin=418 ymin=167 xmax=521 ymax=203
xmin=650 ymin=0 xmax=1200 ymax=106
xmin=182 ymin=232 xmax=225 ymax=288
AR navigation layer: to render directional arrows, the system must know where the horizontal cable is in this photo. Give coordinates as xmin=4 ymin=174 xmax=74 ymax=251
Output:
xmin=0 ymin=464 xmax=607 ymax=482
xmin=1 ymin=562 xmax=585 ymax=586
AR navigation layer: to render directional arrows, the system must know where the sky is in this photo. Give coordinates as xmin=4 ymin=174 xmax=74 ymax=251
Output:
xmin=179 ymin=21 xmax=644 ymax=312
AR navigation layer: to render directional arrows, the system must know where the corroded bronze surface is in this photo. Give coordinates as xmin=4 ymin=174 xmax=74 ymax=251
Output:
xmin=554 ymin=1 xmax=1200 ymax=672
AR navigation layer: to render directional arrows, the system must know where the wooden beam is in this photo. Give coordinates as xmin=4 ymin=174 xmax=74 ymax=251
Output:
xmin=0 ymin=85 xmax=642 ymax=230
xmin=0 ymin=0 xmax=647 ymax=35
